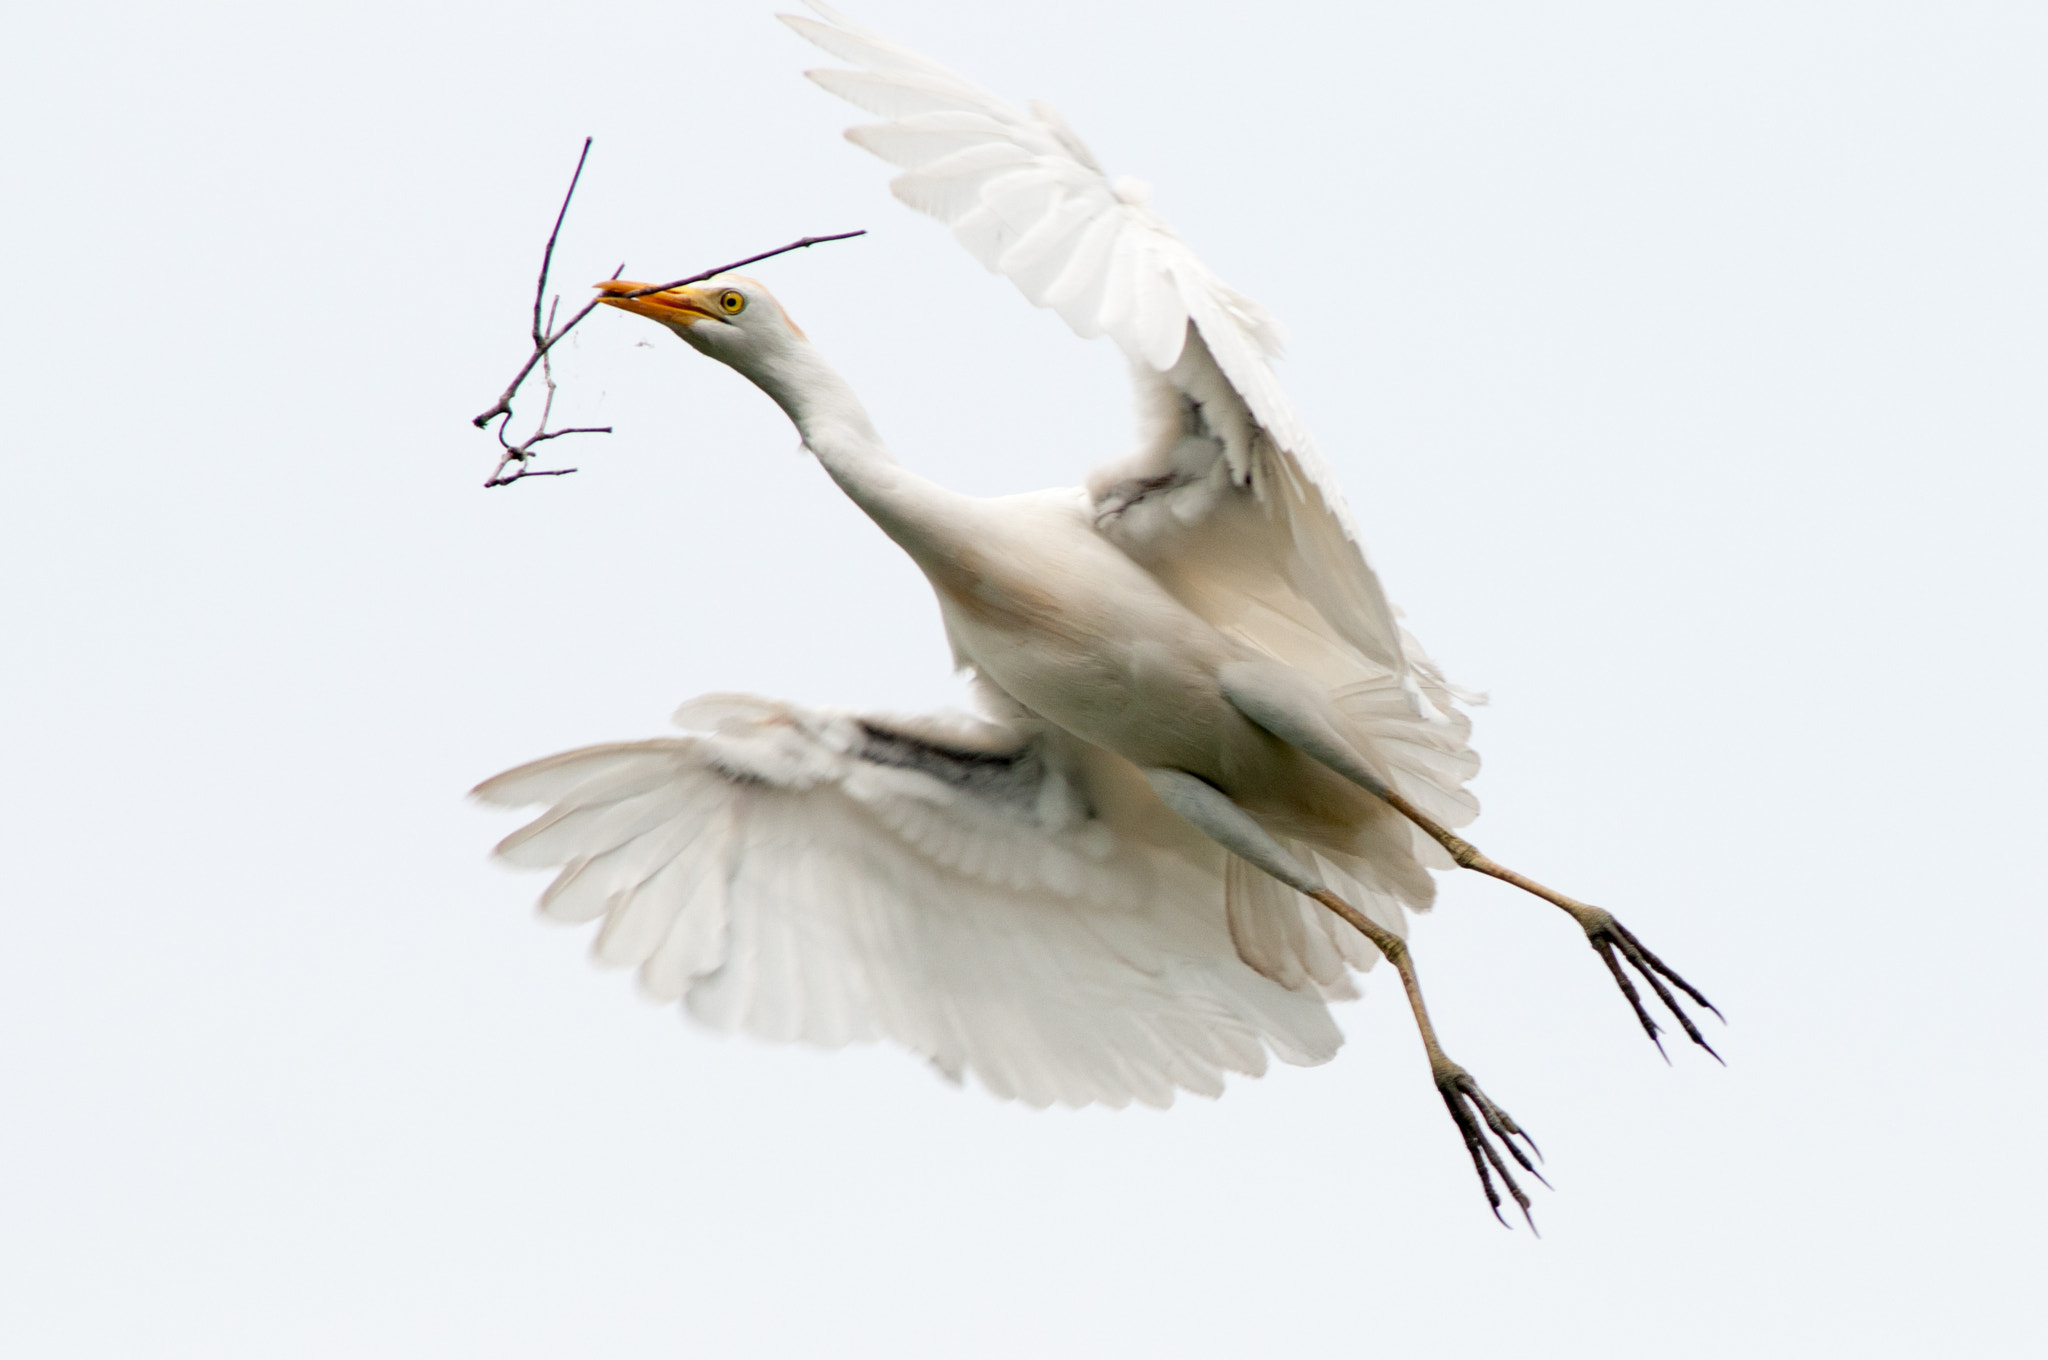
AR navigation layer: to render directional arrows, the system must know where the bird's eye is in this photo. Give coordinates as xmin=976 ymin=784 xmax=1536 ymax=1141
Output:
xmin=720 ymin=290 xmax=746 ymax=315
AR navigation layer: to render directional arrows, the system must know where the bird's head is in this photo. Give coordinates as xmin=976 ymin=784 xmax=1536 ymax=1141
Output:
xmin=594 ymin=274 xmax=807 ymax=371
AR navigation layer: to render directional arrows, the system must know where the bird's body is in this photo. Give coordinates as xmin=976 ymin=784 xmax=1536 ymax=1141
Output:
xmin=904 ymin=491 xmax=1282 ymax=804
xmin=478 ymin=3 xmax=1719 ymax=1222
xmin=793 ymin=374 xmax=1389 ymax=864
xmin=722 ymin=299 xmax=1330 ymax=805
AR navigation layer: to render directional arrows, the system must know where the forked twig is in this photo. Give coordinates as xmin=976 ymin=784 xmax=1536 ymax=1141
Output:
xmin=472 ymin=137 xmax=609 ymax=487
xmin=482 ymin=297 xmax=610 ymax=487
xmin=470 ymin=137 xmax=865 ymax=489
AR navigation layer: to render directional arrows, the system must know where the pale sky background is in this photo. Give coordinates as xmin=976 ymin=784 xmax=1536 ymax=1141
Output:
xmin=4 ymin=1 xmax=2044 ymax=1355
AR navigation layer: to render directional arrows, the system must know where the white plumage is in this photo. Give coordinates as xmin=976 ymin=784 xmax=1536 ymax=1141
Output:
xmin=478 ymin=696 xmax=1347 ymax=1109
xmin=479 ymin=3 xmax=1717 ymax=1221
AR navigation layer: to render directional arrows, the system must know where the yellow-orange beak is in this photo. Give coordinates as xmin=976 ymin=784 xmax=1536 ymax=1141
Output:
xmin=595 ymin=279 xmax=717 ymax=326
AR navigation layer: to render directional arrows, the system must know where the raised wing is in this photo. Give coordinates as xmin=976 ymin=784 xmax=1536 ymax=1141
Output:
xmin=784 ymin=1 xmax=1481 ymax=873
xmin=474 ymin=693 xmax=1348 ymax=1109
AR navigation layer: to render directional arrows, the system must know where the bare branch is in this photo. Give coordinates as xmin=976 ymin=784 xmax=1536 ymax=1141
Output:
xmin=470 ymin=140 xmax=866 ymax=489
xmin=474 ymin=139 xmax=598 ymax=432
xmin=482 ymin=293 xmax=599 ymax=488
xmin=527 ymin=426 xmax=612 ymax=446
xmin=484 ymin=463 xmax=580 ymax=488
xmin=614 ymin=230 xmax=868 ymax=300
xmin=534 ymin=138 xmax=592 ymax=348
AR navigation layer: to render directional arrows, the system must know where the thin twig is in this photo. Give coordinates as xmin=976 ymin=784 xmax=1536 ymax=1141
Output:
xmin=613 ymin=230 xmax=868 ymax=300
xmin=470 ymin=139 xmax=866 ymax=488
xmin=527 ymin=426 xmax=612 ymax=446
xmin=532 ymin=141 xmax=590 ymax=349
xmin=470 ymin=289 xmax=612 ymax=434
xmin=484 ymin=291 xmax=606 ymax=488
xmin=484 ymin=465 xmax=579 ymax=488
xmin=474 ymin=138 xmax=597 ymax=432
xmin=480 ymin=228 xmax=869 ymax=432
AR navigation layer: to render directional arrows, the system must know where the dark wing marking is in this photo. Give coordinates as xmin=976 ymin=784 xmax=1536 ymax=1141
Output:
xmin=853 ymin=719 xmax=1045 ymax=809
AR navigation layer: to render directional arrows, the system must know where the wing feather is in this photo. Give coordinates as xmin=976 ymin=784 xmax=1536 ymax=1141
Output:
xmin=479 ymin=695 xmax=1347 ymax=1108
xmin=637 ymin=819 xmax=733 ymax=1002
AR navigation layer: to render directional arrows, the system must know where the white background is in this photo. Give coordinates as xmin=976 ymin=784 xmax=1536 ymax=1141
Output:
xmin=4 ymin=2 xmax=2043 ymax=1355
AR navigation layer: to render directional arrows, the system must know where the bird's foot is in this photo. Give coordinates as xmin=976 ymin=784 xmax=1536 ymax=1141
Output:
xmin=1394 ymin=822 xmax=1730 ymax=1060
xmin=1567 ymin=905 xmax=1723 ymax=1062
xmin=1435 ymin=1058 xmax=1546 ymax=1231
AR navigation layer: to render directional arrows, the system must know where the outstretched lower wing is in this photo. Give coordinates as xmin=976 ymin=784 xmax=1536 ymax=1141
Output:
xmin=474 ymin=694 xmax=1343 ymax=1109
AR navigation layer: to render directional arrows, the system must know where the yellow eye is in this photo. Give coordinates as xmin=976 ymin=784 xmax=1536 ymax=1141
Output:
xmin=719 ymin=290 xmax=745 ymax=315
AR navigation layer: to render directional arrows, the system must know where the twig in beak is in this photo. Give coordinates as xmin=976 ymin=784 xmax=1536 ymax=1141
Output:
xmin=469 ymin=138 xmax=865 ymax=489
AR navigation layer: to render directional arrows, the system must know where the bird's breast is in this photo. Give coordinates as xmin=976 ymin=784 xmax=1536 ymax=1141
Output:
xmin=917 ymin=502 xmax=1244 ymax=772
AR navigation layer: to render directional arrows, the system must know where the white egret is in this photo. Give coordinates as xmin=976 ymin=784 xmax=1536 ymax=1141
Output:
xmin=476 ymin=2 xmax=1717 ymax=1224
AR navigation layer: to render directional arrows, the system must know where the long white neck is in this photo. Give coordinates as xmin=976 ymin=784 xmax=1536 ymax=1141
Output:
xmin=736 ymin=339 xmax=975 ymax=565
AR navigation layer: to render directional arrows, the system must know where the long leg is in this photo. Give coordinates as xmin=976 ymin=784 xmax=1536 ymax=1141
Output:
xmin=1218 ymin=661 xmax=1722 ymax=1060
xmin=1377 ymin=796 xmax=1722 ymax=1061
xmin=1145 ymin=768 xmax=1545 ymax=1228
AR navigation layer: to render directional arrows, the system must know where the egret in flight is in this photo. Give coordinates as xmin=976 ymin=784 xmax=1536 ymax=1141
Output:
xmin=476 ymin=2 xmax=1717 ymax=1225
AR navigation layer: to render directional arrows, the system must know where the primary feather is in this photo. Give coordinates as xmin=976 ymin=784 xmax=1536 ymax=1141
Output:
xmin=479 ymin=699 xmax=1345 ymax=1107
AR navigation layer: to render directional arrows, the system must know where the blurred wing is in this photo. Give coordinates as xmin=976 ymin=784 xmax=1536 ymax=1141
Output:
xmin=785 ymin=1 xmax=1481 ymax=848
xmin=474 ymin=693 xmax=1342 ymax=1109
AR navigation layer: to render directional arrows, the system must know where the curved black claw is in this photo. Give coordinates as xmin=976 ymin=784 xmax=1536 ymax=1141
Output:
xmin=1435 ymin=1062 xmax=1548 ymax=1231
xmin=1579 ymin=907 xmax=1724 ymax=1063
